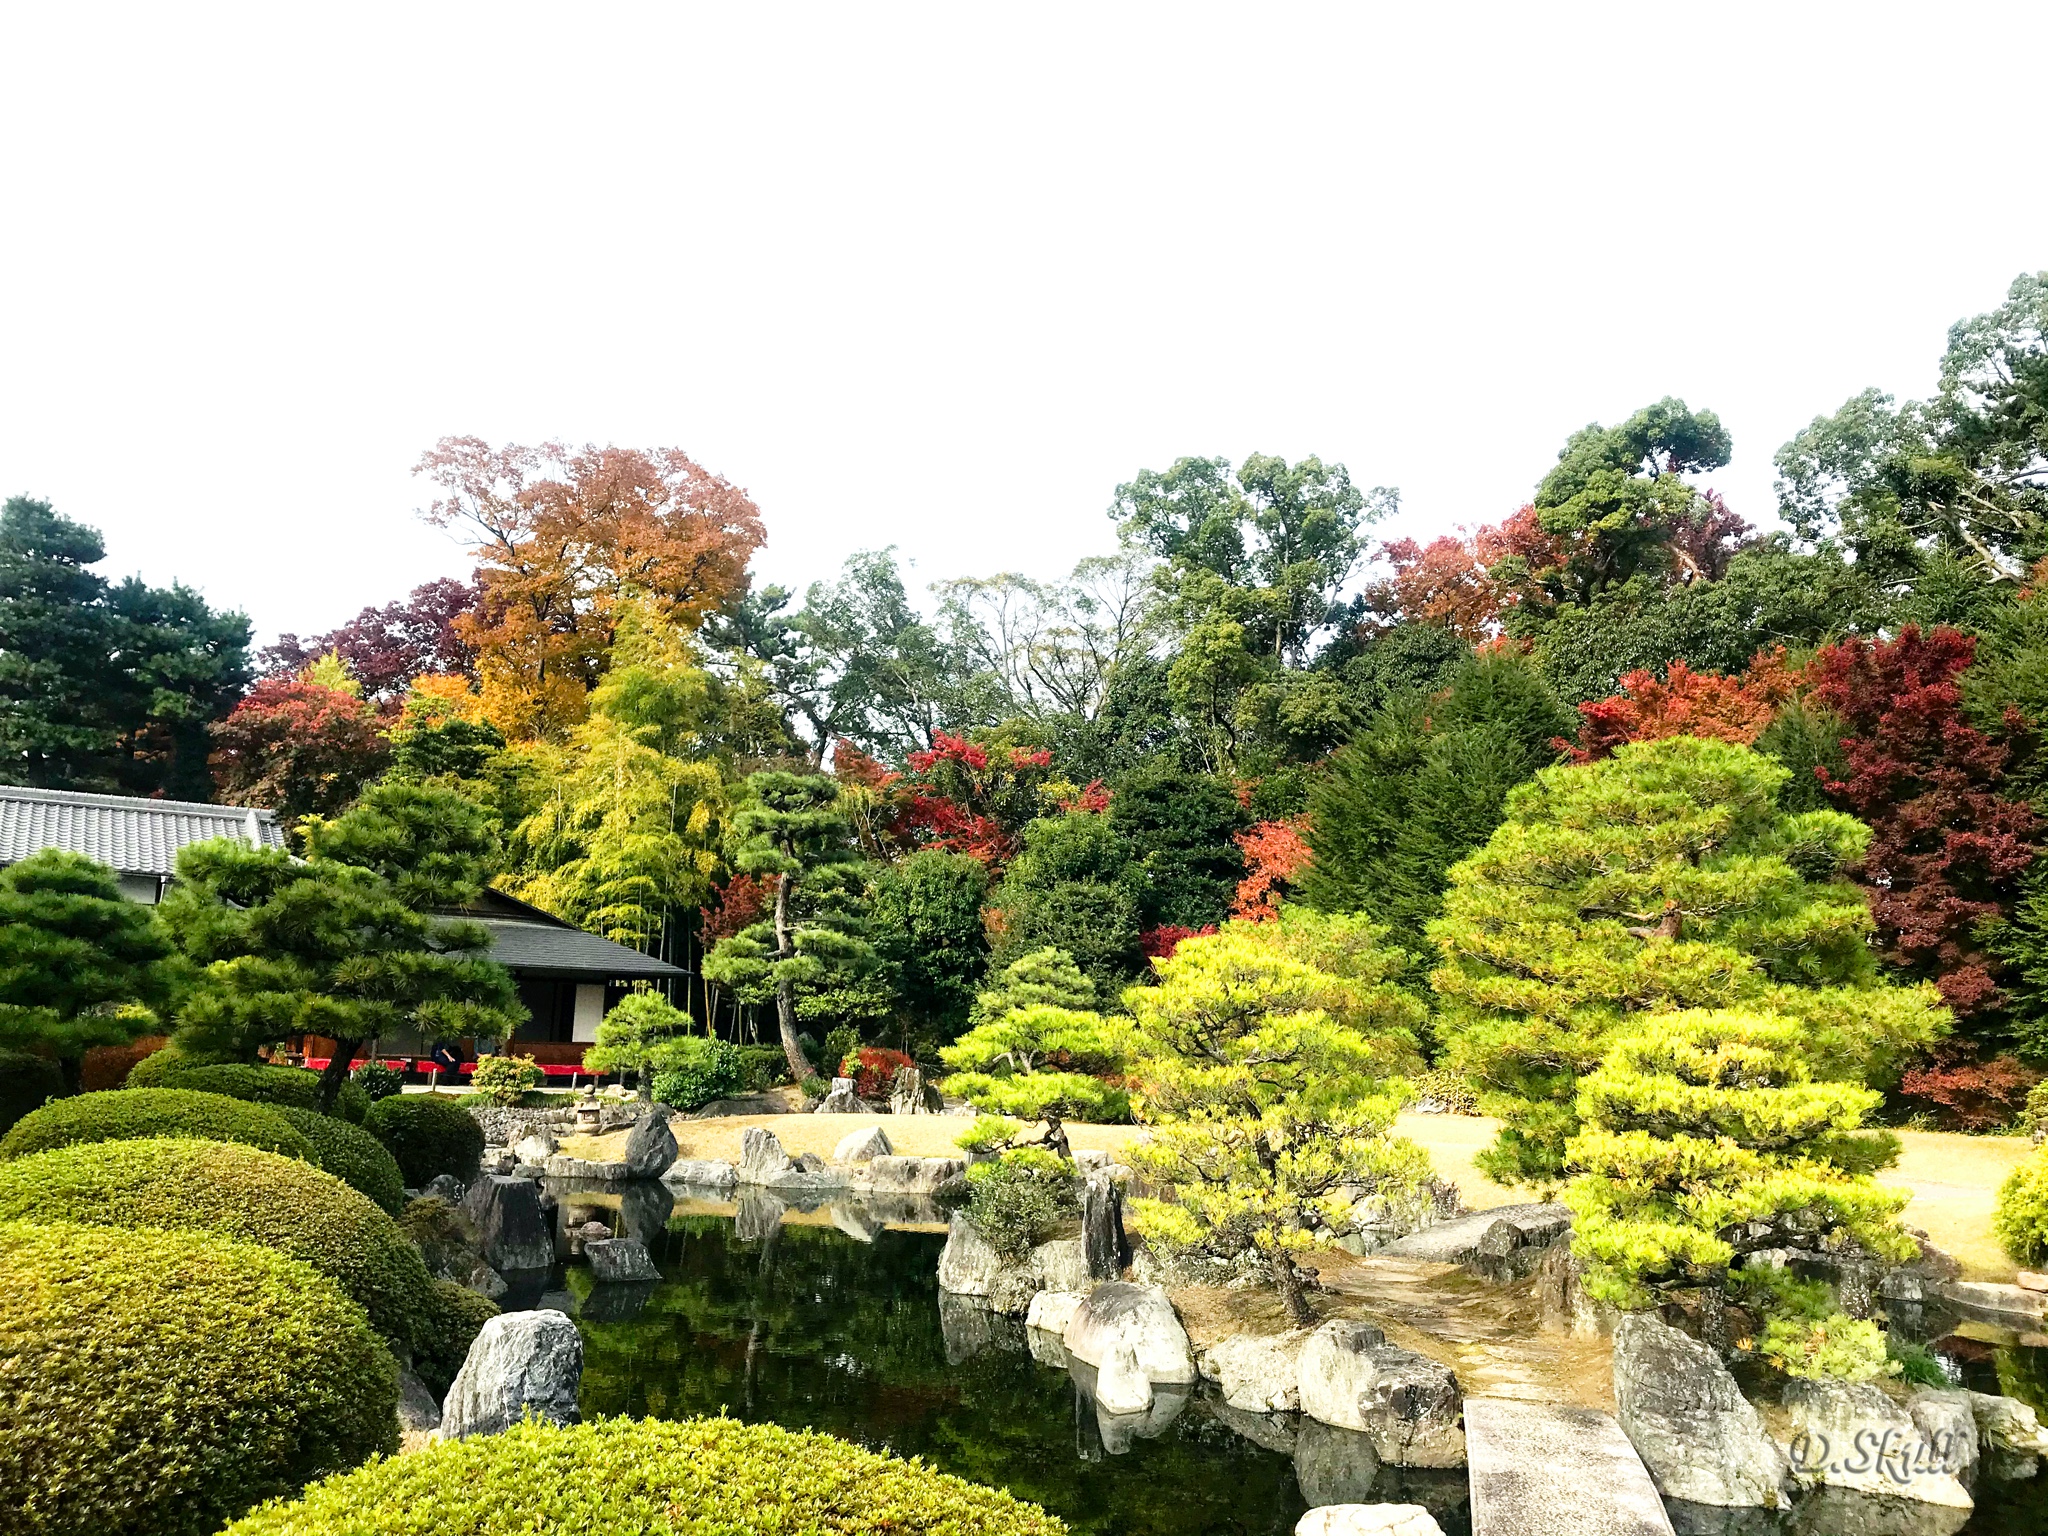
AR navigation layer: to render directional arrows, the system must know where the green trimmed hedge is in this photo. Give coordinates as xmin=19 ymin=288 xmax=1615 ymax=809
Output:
xmin=364 ymin=1093 xmax=484 ymax=1185
xmin=223 ymin=1417 xmax=1067 ymax=1536
xmin=125 ymin=1054 xmax=370 ymax=1122
xmin=421 ymin=1278 xmax=500 ymax=1392
xmin=0 ymin=1219 xmax=397 ymax=1536
xmin=275 ymin=1106 xmax=408 ymax=1215
xmin=0 ymin=1046 xmax=63 ymax=1134
xmin=0 ymin=1086 xmax=314 ymax=1162
xmin=0 ymin=1136 xmax=439 ymax=1353
xmin=1996 ymin=1145 xmax=2048 ymax=1266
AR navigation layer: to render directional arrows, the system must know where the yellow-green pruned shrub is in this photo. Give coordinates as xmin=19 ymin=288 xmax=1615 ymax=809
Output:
xmin=0 ymin=1219 xmax=397 ymax=1536
xmin=0 ymin=1137 xmax=439 ymax=1353
xmin=1996 ymin=1146 xmax=2048 ymax=1267
xmin=0 ymin=1086 xmax=314 ymax=1162
xmin=364 ymin=1092 xmax=484 ymax=1185
xmin=275 ymin=1106 xmax=408 ymax=1215
xmin=225 ymin=1417 xmax=1067 ymax=1536
xmin=126 ymin=1054 xmax=370 ymax=1122
xmin=421 ymin=1278 xmax=500 ymax=1392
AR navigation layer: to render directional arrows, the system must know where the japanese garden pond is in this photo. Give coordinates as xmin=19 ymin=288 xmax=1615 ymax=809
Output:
xmin=525 ymin=1181 xmax=2048 ymax=1536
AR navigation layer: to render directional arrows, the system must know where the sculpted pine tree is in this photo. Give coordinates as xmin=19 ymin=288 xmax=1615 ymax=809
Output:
xmin=940 ymin=949 xmax=1129 ymax=1141
xmin=1123 ymin=917 xmax=1427 ymax=1324
xmin=702 ymin=771 xmax=873 ymax=1081
xmin=1432 ymin=736 xmax=1950 ymax=1185
xmin=1564 ymin=1010 xmax=1912 ymax=1378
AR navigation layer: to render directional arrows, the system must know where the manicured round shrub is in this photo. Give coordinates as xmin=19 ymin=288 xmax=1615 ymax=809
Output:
xmin=0 ymin=1046 xmax=64 ymax=1134
xmin=419 ymin=1277 xmax=501 ymax=1393
xmin=123 ymin=1043 xmax=237 ymax=1088
xmin=0 ymin=1219 xmax=397 ymax=1536
xmin=1996 ymin=1146 xmax=2048 ymax=1266
xmin=651 ymin=1036 xmax=745 ymax=1110
xmin=222 ymin=1417 xmax=1067 ymax=1536
xmin=0 ymin=1086 xmax=314 ymax=1162
xmin=0 ymin=1136 xmax=439 ymax=1352
xmin=124 ymin=1056 xmax=371 ymax=1123
xmin=364 ymin=1092 xmax=484 ymax=1185
xmin=353 ymin=1061 xmax=406 ymax=1102
xmin=275 ymin=1105 xmax=408 ymax=1214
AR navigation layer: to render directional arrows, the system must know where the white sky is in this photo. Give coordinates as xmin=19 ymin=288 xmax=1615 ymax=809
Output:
xmin=2 ymin=4 xmax=2045 ymax=647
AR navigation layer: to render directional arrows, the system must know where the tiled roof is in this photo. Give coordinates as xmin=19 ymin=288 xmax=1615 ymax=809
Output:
xmin=0 ymin=784 xmax=287 ymax=876
xmin=468 ymin=917 xmax=685 ymax=980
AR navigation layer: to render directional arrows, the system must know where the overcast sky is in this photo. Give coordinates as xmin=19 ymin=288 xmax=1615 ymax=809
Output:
xmin=3 ymin=4 xmax=2045 ymax=646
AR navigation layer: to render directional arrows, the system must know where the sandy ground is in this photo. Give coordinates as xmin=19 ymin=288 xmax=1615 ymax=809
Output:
xmin=669 ymin=1108 xmax=2033 ymax=1279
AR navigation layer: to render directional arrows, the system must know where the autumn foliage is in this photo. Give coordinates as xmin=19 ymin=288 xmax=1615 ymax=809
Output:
xmin=1230 ymin=817 xmax=1313 ymax=920
xmin=1566 ymin=651 xmax=1795 ymax=762
xmin=208 ymin=676 xmax=389 ymax=824
xmin=1365 ymin=507 xmax=1560 ymax=639
xmin=1808 ymin=627 xmax=2039 ymax=1018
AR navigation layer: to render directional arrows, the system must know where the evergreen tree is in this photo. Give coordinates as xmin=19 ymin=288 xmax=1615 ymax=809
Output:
xmin=1300 ymin=646 xmax=1573 ymax=970
xmin=1432 ymin=737 xmax=1950 ymax=1185
xmin=583 ymin=990 xmax=694 ymax=1100
xmin=984 ymin=812 xmax=1143 ymax=995
xmin=1123 ymin=921 xmax=1428 ymax=1324
xmin=939 ymin=988 xmax=1130 ymax=1140
xmin=702 ymin=771 xmax=873 ymax=1081
xmin=0 ymin=850 xmax=179 ymax=1092
xmin=1107 ymin=762 xmax=1248 ymax=931
xmin=863 ymin=849 xmax=990 ymax=1050
xmin=972 ymin=946 xmax=1097 ymax=1023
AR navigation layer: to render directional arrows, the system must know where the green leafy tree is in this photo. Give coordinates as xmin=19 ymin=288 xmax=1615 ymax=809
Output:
xmin=940 ymin=954 xmax=1131 ymax=1142
xmin=163 ymin=791 xmax=524 ymax=1111
xmin=863 ymin=850 xmax=990 ymax=1050
xmin=1431 ymin=737 xmax=1951 ymax=1185
xmin=0 ymin=850 xmax=179 ymax=1092
xmin=985 ymin=812 xmax=1142 ymax=995
xmin=1301 ymin=645 xmax=1573 ymax=971
xmin=1563 ymin=1010 xmax=1913 ymax=1378
xmin=1123 ymin=922 xmax=1428 ymax=1324
xmin=581 ymin=990 xmax=693 ymax=1099
xmin=1107 ymin=762 xmax=1248 ymax=932
xmin=703 ymin=771 xmax=874 ymax=1080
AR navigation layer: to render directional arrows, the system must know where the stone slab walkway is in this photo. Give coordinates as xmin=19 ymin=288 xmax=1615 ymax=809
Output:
xmin=1464 ymin=1397 xmax=1672 ymax=1536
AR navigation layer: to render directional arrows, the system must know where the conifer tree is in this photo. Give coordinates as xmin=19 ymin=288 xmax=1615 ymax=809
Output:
xmin=1432 ymin=736 xmax=1949 ymax=1185
xmin=702 ymin=771 xmax=873 ymax=1081
xmin=940 ymin=949 xmax=1129 ymax=1138
xmin=0 ymin=850 xmax=179 ymax=1092
xmin=1123 ymin=921 xmax=1427 ymax=1324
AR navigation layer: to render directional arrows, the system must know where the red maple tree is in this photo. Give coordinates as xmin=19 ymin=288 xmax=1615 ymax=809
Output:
xmin=1807 ymin=626 xmax=2039 ymax=1019
xmin=1566 ymin=651 xmax=1795 ymax=762
xmin=1139 ymin=924 xmax=1218 ymax=960
xmin=208 ymin=677 xmax=390 ymax=825
xmin=1230 ymin=817 xmax=1314 ymax=920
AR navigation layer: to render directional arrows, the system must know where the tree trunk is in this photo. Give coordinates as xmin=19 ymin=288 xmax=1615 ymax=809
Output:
xmin=56 ymin=1053 xmax=83 ymax=1096
xmin=772 ymin=872 xmax=810 ymax=1080
xmin=315 ymin=1038 xmax=364 ymax=1113
xmin=1269 ymin=1250 xmax=1314 ymax=1328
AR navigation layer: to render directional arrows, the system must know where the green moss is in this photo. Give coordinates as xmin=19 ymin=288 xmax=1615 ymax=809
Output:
xmin=0 ymin=1219 xmax=397 ymax=1536
xmin=0 ymin=1086 xmax=314 ymax=1162
xmin=224 ymin=1417 xmax=1066 ymax=1536
xmin=0 ymin=1136 xmax=438 ymax=1353
xmin=364 ymin=1093 xmax=484 ymax=1185
xmin=274 ymin=1106 xmax=408 ymax=1215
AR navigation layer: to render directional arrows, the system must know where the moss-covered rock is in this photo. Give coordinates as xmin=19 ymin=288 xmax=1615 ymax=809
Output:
xmin=0 ymin=1219 xmax=397 ymax=1536
xmin=364 ymin=1093 xmax=484 ymax=1185
xmin=275 ymin=1106 xmax=408 ymax=1215
xmin=0 ymin=1086 xmax=314 ymax=1162
xmin=0 ymin=1136 xmax=438 ymax=1353
xmin=224 ymin=1417 xmax=1066 ymax=1536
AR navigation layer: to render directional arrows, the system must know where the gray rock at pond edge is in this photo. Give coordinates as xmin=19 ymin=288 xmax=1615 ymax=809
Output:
xmin=663 ymin=1157 xmax=739 ymax=1192
xmin=834 ymin=1125 xmax=892 ymax=1162
xmin=830 ymin=1202 xmax=886 ymax=1243
xmin=586 ymin=1236 xmax=661 ymax=1284
xmin=438 ymin=1310 xmax=583 ymax=1440
xmin=465 ymin=1262 xmax=509 ymax=1301
xmin=1082 ymin=1170 xmax=1131 ymax=1281
xmin=1966 ymin=1390 xmax=2048 ymax=1479
xmin=423 ymin=1172 xmax=468 ymax=1203
xmin=936 ymin=1287 xmax=1024 ymax=1364
xmin=937 ymin=1211 xmax=1011 ymax=1294
xmin=1781 ymin=1377 xmax=1973 ymax=1507
xmin=1067 ymin=1355 xmax=1191 ymax=1453
xmin=1294 ymin=1505 xmax=1444 ymax=1536
xmin=736 ymin=1126 xmax=849 ymax=1192
xmin=461 ymin=1175 xmax=556 ymax=1273
xmin=1203 ymin=1328 xmax=1312 ymax=1413
xmin=623 ymin=1109 xmax=677 ymax=1179
xmin=576 ymin=1280 xmax=658 ymax=1323
xmin=1292 ymin=1418 xmax=1383 ymax=1507
xmin=1033 ymin=1237 xmax=1091 ymax=1295
xmin=1464 ymin=1397 xmax=1672 ymax=1536
xmin=396 ymin=1364 xmax=441 ymax=1432
xmin=734 ymin=1189 xmax=787 ymax=1244
xmin=477 ymin=1146 xmax=516 ymax=1176
xmin=1060 ymin=1282 xmax=1197 ymax=1406
xmin=1610 ymin=1313 xmax=1787 ymax=1508
xmin=814 ymin=1077 xmax=867 ymax=1114
xmin=1379 ymin=1202 xmax=1570 ymax=1266
xmin=864 ymin=1154 xmax=965 ymax=1195
xmin=1908 ymin=1389 xmax=1980 ymax=1488
xmin=1297 ymin=1320 xmax=1465 ymax=1468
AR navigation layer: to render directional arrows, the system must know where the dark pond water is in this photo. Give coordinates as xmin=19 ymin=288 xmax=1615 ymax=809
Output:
xmin=541 ymin=1187 xmax=2048 ymax=1536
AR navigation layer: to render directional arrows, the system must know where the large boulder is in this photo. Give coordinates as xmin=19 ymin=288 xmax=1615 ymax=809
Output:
xmin=934 ymin=1211 xmax=1032 ymax=1311
xmin=1378 ymin=1202 xmax=1570 ymax=1266
xmin=1292 ymin=1418 xmax=1383 ymax=1506
xmin=397 ymin=1364 xmax=442 ymax=1433
xmin=586 ymin=1237 xmax=661 ymax=1284
xmin=462 ymin=1175 xmax=556 ymax=1272
xmin=1297 ymin=1320 xmax=1465 ymax=1468
xmin=1032 ymin=1237 xmax=1091 ymax=1295
xmin=736 ymin=1126 xmax=847 ymax=1192
xmin=1026 ymin=1289 xmax=1087 ymax=1339
xmin=1611 ymin=1312 xmax=1787 ymax=1508
xmin=864 ymin=1154 xmax=964 ymax=1195
xmin=439 ymin=1311 xmax=583 ymax=1439
xmin=1203 ymin=1329 xmax=1311 ymax=1414
xmin=664 ymin=1158 xmax=738 ymax=1192
xmin=511 ymin=1129 xmax=559 ymax=1166
xmin=1909 ymin=1389 xmax=1980 ymax=1488
xmin=1082 ymin=1170 xmax=1130 ymax=1281
xmin=1966 ymin=1390 xmax=2048 ymax=1480
xmin=1295 ymin=1507 xmax=1443 ymax=1536
xmin=1094 ymin=1340 xmax=1153 ymax=1415
xmin=1462 ymin=1207 xmax=1571 ymax=1283
xmin=623 ymin=1110 xmax=677 ymax=1179
xmin=545 ymin=1153 xmax=631 ymax=1180
xmin=1060 ymin=1282 xmax=1197 ymax=1400
xmin=888 ymin=1066 xmax=942 ymax=1115
xmin=1782 ymin=1377 xmax=1973 ymax=1507
xmin=814 ymin=1078 xmax=866 ymax=1114
xmin=833 ymin=1126 xmax=892 ymax=1163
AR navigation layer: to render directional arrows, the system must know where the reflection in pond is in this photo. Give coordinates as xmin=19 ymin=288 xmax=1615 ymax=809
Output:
xmin=563 ymin=1197 xmax=2048 ymax=1536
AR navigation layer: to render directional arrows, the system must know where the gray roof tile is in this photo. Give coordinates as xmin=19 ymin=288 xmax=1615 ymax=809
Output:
xmin=0 ymin=784 xmax=287 ymax=876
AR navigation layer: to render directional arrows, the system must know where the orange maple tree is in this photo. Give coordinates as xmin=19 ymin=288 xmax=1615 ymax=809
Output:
xmin=1229 ymin=816 xmax=1314 ymax=921
xmin=1565 ymin=650 xmax=1796 ymax=762
xmin=1363 ymin=506 xmax=1562 ymax=639
xmin=415 ymin=438 xmax=764 ymax=740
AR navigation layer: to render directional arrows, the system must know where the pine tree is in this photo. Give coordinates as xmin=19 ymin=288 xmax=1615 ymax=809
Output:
xmin=1123 ymin=921 xmax=1427 ymax=1324
xmin=0 ymin=850 xmax=179 ymax=1092
xmin=940 ymin=949 xmax=1128 ymax=1141
xmin=702 ymin=771 xmax=874 ymax=1081
xmin=1432 ymin=736 xmax=1950 ymax=1185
